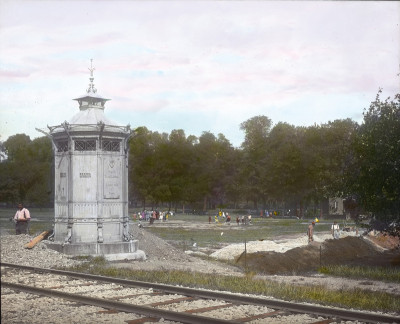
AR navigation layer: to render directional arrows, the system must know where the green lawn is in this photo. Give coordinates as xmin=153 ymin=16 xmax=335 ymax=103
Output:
xmin=137 ymin=213 xmax=353 ymax=248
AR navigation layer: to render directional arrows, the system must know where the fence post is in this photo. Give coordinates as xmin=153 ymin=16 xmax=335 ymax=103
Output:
xmin=245 ymin=239 xmax=247 ymax=271
xmin=320 ymin=245 xmax=322 ymax=268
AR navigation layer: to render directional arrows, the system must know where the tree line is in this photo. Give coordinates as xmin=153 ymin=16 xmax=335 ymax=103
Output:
xmin=0 ymin=90 xmax=399 ymax=228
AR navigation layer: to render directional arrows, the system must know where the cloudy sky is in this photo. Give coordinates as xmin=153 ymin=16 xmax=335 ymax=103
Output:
xmin=0 ymin=1 xmax=399 ymax=147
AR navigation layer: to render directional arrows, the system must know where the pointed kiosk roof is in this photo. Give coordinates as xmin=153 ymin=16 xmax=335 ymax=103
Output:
xmin=69 ymin=59 xmax=117 ymax=126
xmin=47 ymin=60 xmax=131 ymax=136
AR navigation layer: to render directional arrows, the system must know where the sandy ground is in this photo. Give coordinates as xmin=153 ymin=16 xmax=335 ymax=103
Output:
xmin=110 ymin=221 xmax=400 ymax=296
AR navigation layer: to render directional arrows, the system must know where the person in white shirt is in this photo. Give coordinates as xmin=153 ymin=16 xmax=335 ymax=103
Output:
xmin=307 ymin=221 xmax=315 ymax=243
xmin=331 ymin=221 xmax=340 ymax=239
xmin=14 ymin=203 xmax=31 ymax=235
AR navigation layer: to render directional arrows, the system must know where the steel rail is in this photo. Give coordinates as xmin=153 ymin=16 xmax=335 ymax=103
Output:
xmin=1 ymin=262 xmax=399 ymax=324
xmin=1 ymin=281 xmax=237 ymax=324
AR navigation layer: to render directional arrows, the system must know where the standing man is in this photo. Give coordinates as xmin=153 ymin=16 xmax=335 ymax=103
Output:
xmin=226 ymin=213 xmax=231 ymax=224
xmin=307 ymin=221 xmax=315 ymax=243
xmin=331 ymin=221 xmax=340 ymax=239
xmin=14 ymin=203 xmax=31 ymax=235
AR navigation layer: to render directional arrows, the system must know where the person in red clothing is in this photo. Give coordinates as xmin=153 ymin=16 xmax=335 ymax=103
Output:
xmin=13 ymin=203 xmax=31 ymax=235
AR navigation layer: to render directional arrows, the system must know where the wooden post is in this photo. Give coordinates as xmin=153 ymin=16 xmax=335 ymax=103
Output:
xmin=320 ymin=245 xmax=322 ymax=268
xmin=24 ymin=231 xmax=50 ymax=249
xmin=244 ymin=239 xmax=247 ymax=271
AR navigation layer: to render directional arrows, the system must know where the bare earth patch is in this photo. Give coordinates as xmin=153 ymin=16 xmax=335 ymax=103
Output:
xmin=236 ymin=236 xmax=397 ymax=274
xmin=112 ymin=223 xmax=400 ymax=296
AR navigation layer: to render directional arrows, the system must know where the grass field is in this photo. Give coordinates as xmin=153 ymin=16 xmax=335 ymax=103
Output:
xmin=144 ymin=219 xmax=312 ymax=248
xmin=132 ymin=211 xmax=353 ymax=248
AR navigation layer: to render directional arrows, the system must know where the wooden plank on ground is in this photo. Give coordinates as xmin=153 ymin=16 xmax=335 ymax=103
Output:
xmin=24 ymin=231 xmax=50 ymax=249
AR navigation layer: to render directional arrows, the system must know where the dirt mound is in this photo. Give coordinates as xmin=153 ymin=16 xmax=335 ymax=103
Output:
xmin=129 ymin=224 xmax=193 ymax=262
xmin=236 ymin=236 xmax=399 ymax=274
xmin=367 ymin=232 xmax=400 ymax=250
xmin=112 ymin=224 xmax=242 ymax=275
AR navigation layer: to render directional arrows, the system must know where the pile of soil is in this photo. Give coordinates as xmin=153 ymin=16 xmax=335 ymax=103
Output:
xmin=236 ymin=236 xmax=400 ymax=274
xmin=367 ymin=232 xmax=400 ymax=250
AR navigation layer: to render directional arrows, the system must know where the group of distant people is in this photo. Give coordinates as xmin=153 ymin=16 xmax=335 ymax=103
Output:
xmin=308 ymin=219 xmax=341 ymax=243
xmin=132 ymin=210 xmax=173 ymax=224
xmin=236 ymin=214 xmax=252 ymax=225
xmin=209 ymin=211 xmax=252 ymax=225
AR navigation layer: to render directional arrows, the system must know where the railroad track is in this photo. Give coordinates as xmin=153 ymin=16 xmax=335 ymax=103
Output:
xmin=1 ymin=262 xmax=398 ymax=324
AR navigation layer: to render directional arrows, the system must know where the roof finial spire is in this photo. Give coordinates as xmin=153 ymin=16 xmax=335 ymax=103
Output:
xmin=87 ymin=59 xmax=97 ymax=94
xmin=88 ymin=59 xmax=95 ymax=77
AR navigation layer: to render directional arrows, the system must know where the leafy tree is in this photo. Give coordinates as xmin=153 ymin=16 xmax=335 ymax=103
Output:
xmin=163 ymin=129 xmax=194 ymax=211
xmin=128 ymin=127 xmax=160 ymax=208
xmin=0 ymin=160 xmax=17 ymax=203
xmin=265 ymin=123 xmax=307 ymax=215
xmin=239 ymin=115 xmax=272 ymax=209
xmin=240 ymin=115 xmax=273 ymax=149
xmin=190 ymin=132 xmax=237 ymax=211
xmin=346 ymin=90 xmax=400 ymax=231
xmin=3 ymin=134 xmax=31 ymax=161
xmin=0 ymin=134 xmax=52 ymax=206
xmin=303 ymin=119 xmax=358 ymax=214
xmin=129 ymin=128 xmax=196 ymax=211
xmin=224 ymin=147 xmax=243 ymax=209
xmin=1 ymin=134 xmax=33 ymax=203
xmin=25 ymin=137 xmax=53 ymax=206
xmin=209 ymin=133 xmax=237 ymax=209
xmin=190 ymin=132 xmax=217 ymax=210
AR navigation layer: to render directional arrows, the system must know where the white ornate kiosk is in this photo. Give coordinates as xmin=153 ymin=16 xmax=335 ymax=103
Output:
xmin=43 ymin=61 xmax=145 ymax=261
